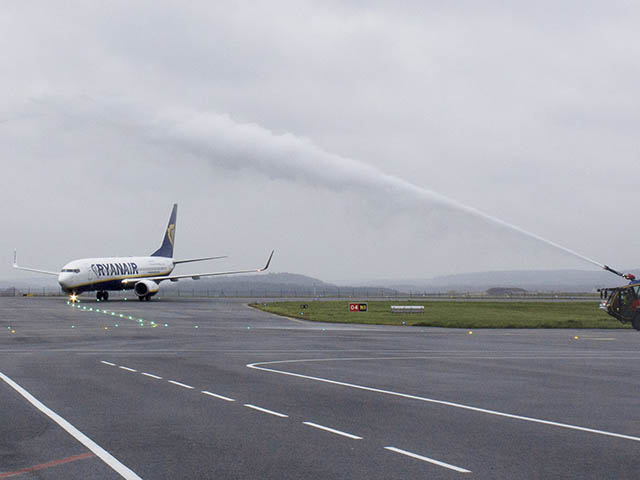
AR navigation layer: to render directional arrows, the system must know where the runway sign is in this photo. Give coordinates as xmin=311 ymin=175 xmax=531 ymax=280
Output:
xmin=349 ymin=303 xmax=368 ymax=312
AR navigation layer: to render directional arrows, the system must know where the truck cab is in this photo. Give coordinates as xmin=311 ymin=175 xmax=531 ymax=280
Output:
xmin=599 ymin=283 xmax=640 ymax=330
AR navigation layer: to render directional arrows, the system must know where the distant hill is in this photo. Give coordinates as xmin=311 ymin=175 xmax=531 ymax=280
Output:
xmin=163 ymin=272 xmax=398 ymax=297
xmin=486 ymin=287 xmax=528 ymax=296
xmin=375 ymin=268 xmax=640 ymax=293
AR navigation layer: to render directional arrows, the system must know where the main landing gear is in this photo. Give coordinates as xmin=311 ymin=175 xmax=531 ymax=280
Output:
xmin=138 ymin=294 xmax=152 ymax=301
xmin=97 ymin=291 xmax=109 ymax=301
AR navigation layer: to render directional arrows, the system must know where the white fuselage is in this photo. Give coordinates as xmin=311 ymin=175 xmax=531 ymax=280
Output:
xmin=58 ymin=256 xmax=174 ymax=293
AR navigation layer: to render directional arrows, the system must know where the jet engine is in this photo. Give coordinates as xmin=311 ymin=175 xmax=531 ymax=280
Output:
xmin=134 ymin=279 xmax=160 ymax=298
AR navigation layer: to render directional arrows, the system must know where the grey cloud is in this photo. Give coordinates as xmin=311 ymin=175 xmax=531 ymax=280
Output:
xmin=2 ymin=1 xmax=639 ymax=282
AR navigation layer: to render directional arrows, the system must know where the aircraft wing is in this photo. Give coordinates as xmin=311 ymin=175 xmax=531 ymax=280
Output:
xmin=13 ymin=250 xmax=59 ymax=276
xmin=122 ymin=250 xmax=274 ymax=285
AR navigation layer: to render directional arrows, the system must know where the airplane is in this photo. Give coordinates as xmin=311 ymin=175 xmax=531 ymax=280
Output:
xmin=13 ymin=204 xmax=274 ymax=302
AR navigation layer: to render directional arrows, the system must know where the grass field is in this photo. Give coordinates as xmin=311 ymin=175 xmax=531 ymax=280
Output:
xmin=251 ymin=300 xmax=629 ymax=329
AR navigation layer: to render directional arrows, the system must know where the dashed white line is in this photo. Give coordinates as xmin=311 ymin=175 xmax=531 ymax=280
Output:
xmin=303 ymin=422 xmax=362 ymax=440
xmin=141 ymin=372 xmax=162 ymax=380
xmin=0 ymin=371 xmax=143 ymax=480
xmin=100 ymin=361 xmax=116 ymax=366
xmin=385 ymin=447 xmax=471 ymax=473
xmin=168 ymin=380 xmax=194 ymax=390
xmin=118 ymin=366 xmax=137 ymax=372
xmin=201 ymin=391 xmax=235 ymax=402
xmin=244 ymin=404 xmax=288 ymax=418
xmin=248 ymin=360 xmax=640 ymax=443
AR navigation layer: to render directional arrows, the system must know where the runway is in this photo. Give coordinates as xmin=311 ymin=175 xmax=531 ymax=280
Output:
xmin=1 ymin=297 xmax=638 ymax=479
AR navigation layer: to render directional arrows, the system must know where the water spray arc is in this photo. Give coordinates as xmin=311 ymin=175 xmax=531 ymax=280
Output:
xmin=37 ymin=97 xmax=627 ymax=279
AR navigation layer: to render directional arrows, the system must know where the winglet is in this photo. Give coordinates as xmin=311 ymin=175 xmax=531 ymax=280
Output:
xmin=12 ymin=250 xmax=59 ymax=276
xmin=258 ymin=250 xmax=275 ymax=272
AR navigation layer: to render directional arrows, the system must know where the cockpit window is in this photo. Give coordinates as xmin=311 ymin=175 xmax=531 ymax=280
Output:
xmin=61 ymin=268 xmax=80 ymax=273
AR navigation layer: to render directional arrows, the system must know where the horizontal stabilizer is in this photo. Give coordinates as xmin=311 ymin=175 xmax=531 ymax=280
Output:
xmin=174 ymin=255 xmax=227 ymax=265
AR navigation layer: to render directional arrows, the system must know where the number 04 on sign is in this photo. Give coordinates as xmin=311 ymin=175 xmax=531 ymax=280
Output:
xmin=349 ymin=303 xmax=368 ymax=312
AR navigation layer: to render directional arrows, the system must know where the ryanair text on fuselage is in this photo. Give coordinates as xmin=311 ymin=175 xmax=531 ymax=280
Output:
xmin=91 ymin=262 xmax=139 ymax=277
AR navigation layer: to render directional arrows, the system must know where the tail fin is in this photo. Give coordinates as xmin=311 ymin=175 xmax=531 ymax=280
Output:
xmin=151 ymin=204 xmax=178 ymax=258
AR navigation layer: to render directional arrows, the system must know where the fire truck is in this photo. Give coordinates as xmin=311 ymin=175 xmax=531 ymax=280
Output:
xmin=599 ymin=268 xmax=640 ymax=330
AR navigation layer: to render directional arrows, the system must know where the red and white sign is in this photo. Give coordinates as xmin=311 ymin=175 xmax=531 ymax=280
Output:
xmin=349 ymin=303 xmax=368 ymax=312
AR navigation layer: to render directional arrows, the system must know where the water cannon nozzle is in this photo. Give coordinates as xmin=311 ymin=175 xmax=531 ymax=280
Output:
xmin=603 ymin=265 xmax=624 ymax=277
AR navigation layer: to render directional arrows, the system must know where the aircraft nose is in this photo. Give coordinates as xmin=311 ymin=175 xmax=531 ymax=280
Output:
xmin=58 ymin=273 xmax=71 ymax=288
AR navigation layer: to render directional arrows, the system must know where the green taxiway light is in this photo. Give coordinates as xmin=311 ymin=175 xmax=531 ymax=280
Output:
xmin=119 ymin=314 xmax=123 ymax=318
xmin=115 ymin=324 xmax=119 ymax=327
xmin=71 ymin=325 xmax=75 ymax=328
xmin=194 ymin=325 xmax=199 ymax=329
xmin=164 ymin=323 xmax=168 ymax=327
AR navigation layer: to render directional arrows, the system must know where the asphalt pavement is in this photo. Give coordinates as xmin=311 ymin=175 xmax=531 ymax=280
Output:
xmin=1 ymin=297 xmax=638 ymax=479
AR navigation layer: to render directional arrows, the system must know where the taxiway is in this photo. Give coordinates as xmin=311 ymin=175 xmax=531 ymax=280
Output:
xmin=1 ymin=297 xmax=638 ymax=479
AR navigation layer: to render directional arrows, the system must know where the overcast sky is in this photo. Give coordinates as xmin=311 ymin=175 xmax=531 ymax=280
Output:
xmin=2 ymin=1 xmax=639 ymax=284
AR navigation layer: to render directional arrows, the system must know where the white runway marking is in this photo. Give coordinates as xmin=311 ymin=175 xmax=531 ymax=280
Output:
xmin=100 ymin=361 xmax=116 ymax=366
xmin=384 ymin=446 xmax=471 ymax=473
xmin=0 ymin=371 xmax=143 ymax=480
xmin=118 ymin=366 xmax=137 ymax=372
xmin=247 ymin=358 xmax=640 ymax=443
xmin=303 ymin=422 xmax=362 ymax=440
xmin=201 ymin=390 xmax=235 ymax=402
xmin=244 ymin=404 xmax=288 ymax=418
xmin=141 ymin=372 xmax=162 ymax=380
xmin=168 ymin=380 xmax=194 ymax=389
